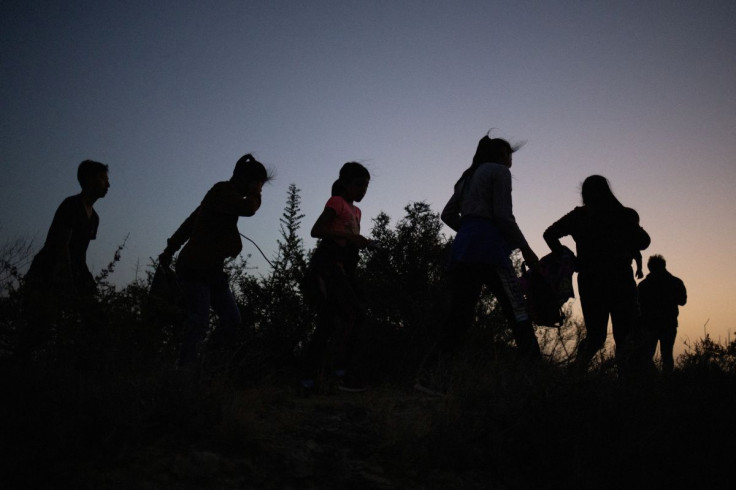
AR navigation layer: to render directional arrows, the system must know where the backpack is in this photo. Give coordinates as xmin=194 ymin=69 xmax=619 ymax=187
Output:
xmin=520 ymin=247 xmax=576 ymax=328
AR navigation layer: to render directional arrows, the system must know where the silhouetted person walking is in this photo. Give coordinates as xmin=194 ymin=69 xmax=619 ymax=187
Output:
xmin=302 ymin=162 xmax=372 ymax=393
xmin=544 ymin=175 xmax=650 ymax=374
xmin=638 ymin=255 xmax=687 ymax=373
xmin=416 ymin=134 xmax=541 ymax=394
xmin=19 ymin=160 xmax=110 ymax=359
xmin=159 ymin=154 xmax=270 ymax=368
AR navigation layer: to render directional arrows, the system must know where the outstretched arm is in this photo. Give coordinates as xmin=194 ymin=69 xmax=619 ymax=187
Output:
xmin=492 ymin=168 xmax=538 ymax=266
xmin=159 ymin=207 xmax=199 ymax=265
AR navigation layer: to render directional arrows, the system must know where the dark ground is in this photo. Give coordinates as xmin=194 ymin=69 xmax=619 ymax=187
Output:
xmin=2 ymin=359 xmax=735 ymax=490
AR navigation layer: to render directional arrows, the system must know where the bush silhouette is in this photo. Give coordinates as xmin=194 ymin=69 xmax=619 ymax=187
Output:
xmin=1 ymin=190 xmax=735 ymax=488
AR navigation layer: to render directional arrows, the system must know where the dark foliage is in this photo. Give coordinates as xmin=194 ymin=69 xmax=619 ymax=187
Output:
xmin=1 ymin=191 xmax=734 ymax=488
xmin=360 ymin=203 xmax=453 ymax=379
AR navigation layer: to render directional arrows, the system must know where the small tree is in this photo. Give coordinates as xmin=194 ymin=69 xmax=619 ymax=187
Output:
xmin=360 ymin=202 xmax=452 ymax=377
xmin=0 ymin=236 xmax=34 ymax=295
xmin=270 ymin=183 xmax=307 ymax=291
xmin=0 ymin=236 xmax=35 ymax=358
xmin=232 ymin=184 xmax=313 ymax=365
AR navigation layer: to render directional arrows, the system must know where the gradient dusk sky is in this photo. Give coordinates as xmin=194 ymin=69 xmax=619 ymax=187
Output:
xmin=2 ymin=1 xmax=735 ymax=356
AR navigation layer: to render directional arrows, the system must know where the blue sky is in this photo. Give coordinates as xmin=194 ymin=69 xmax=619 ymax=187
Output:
xmin=2 ymin=0 xmax=735 ymax=354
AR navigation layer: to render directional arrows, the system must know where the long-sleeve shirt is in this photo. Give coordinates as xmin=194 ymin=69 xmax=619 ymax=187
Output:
xmin=544 ymin=206 xmax=650 ymax=273
xmin=165 ymin=181 xmax=255 ymax=277
xmin=638 ymin=270 xmax=687 ymax=321
xmin=441 ymin=162 xmax=530 ymax=251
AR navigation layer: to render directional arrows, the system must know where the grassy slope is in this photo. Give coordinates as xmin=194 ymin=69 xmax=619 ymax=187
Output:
xmin=2 ymin=351 xmax=734 ymax=490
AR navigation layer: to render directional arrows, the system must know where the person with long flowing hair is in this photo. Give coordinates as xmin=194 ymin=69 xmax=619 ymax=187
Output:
xmin=417 ymin=134 xmax=541 ymax=394
xmin=544 ymin=175 xmax=650 ymax=372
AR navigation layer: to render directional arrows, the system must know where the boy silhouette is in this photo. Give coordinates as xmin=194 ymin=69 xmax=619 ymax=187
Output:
xmin=638 ymin=255 xmax=687 ymax=373
xmin=20 ymin=160 xmax=109 ymax=357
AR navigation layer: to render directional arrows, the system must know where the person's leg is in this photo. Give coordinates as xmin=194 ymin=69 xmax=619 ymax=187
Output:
xmin=339 ymin=275 xmax=369 ymax=383
xmin=177 ymin=278 xmax=212 ymax=367
xmin=413 ymin=266 xmax=483 ymax=394
xmin=208 ymin=273 xmax=242 ymax=356
xmin=427 ymin=266 xmax=483 ymax=365
xmin=639 ymin=319 xmax=661 ymax=376
xmin=309 ymin=268 xmax=367 ymax=391
xmin=484 ymin=262 xmax=540 ymax=360
xmin=576 ymin=272 xmax=610 ymax=371
xmin=304 ymin=305 xmax=336 ymax=379
xmin=659 ymin=323 xmax=677 ymax=373
xmin=609 ymin=274 xmax=638 ymax=345
xmin=302 ymin=263 xmax=346 ymax=388
xmin=639 ymin=315 xmax=659 ymax=360
xmin=610 ymin=272 xmax=644 ymax=374
xmin=329 ymin=274 xmax=360 ymax=371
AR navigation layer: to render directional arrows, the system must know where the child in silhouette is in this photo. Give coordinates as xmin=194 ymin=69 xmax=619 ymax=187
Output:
xmin=303 ymin=162 xmax=372 ymax=392
xmin=544 ymin=175 xmax=650 ymax=373
xmin=19 ymin=160 xmax=110 ymax=360
xmin=638 ymin=254 xmax=687 ymax=373
xmin=159 ymin=154 xmax=270 ymax=368
xmin=415 ymin=135 xmax=541 ymax=395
